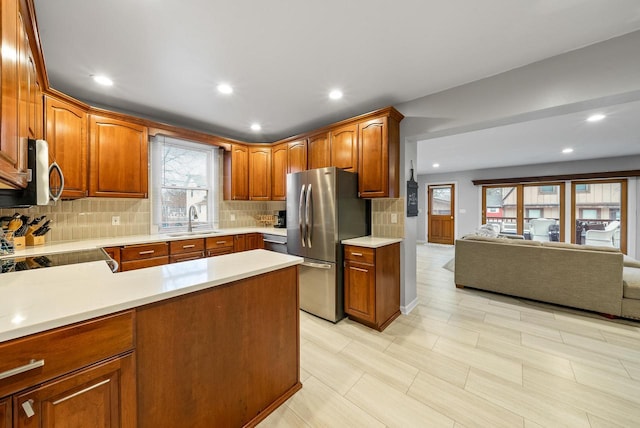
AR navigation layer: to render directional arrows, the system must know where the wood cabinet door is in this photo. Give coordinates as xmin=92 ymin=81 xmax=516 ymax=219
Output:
xmin=288 ymin=139 xmax=307 ymax=173
xmin=89 ymin=115 xmax=148 ymax=198
xmin=330 ymin=123 xmax=358 ymax=172
xmin=358 ymin=116 xmax=388 ymax=198
xmin=0 ymin=0 xmax=28 ymax=189
xmin=45 ymin=96 xmax=88 ymax=198
xmin=0 ymin=397 xmax=10 ymax=428
xmin=249 ymin=146 xmax=271 ymax=200
xmin=223 ymin=144 xmax=249 ymax=200
xmin=233 ymin=234 xmax=247 ymax=252
xmin=344 ymin=260 xmax=376 ymax=323
xmin=14 ymin=353 xmax=136 ymax=428
xmin=307 ymin=133 xmax=330 ymax=170
xmin=247 ymin=233 xmax=264 ymax=250
xmin=271 ymin=143 xmax=288 ymax=201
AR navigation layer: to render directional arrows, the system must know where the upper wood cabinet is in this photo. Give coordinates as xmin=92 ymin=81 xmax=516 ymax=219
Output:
xmin=223 ymin=143 xmax=249 ymax=200
xmin=0 ymin=0 xmax=38 ymax=189
xmin=288 ymin=139 xmax=307 ymax=173
xmin=307 ymin=132 xmax=330 ymax=170
xmin=89 ymin=115 xmax=149 ymax=198
xmin=249 ymin=145 xmax=271 ymax=200
xmin=45 ymin=96 xmax=88 ymax=198
xmin=271 ymin=142 xmax=288 ymax=201
xmin=330 ymin=123 xmax=358 ymax=173
xmin=358 ymin=112 xmax=401 ymax=198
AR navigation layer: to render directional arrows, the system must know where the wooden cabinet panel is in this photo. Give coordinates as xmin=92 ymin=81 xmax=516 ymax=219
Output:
xmin=246 ymin=233 xmax=264 ymax=250
xmin=233 ymin=234 xmax=247 ymax=252
xmin=307 ymin=133 xmax=330 ymax=170
xmin=288 ymin=139 xmax=307 ymax=173
xmin=206 ymin=247 xmax=233 ymax=257
xmin=0 ymin=398 xmax=10 ymax=428
xmin=206 ymin=235 xmax=234 ymax=251
xmin=330 ymin=123 xmax=358 ymax=172
xmin=120 ymin=256 xmax=168 ymax=272
xmin=89 ymin=115 xmax=148 ymax=198
xmin=249 ymin=146 xmax=271 ymax=200
xmin=271 ymin=142 xmax=288 ymax=201
xmin=223 ymin=144 xmax=249 ymax=200
xmin=358 ymin=117 xmax=388 ymax=197
xmin=0 ymin=0 xmax=28 ymax=188
xmin=169 ymin=251 xmax=204 ymax=263
xmin=120 ymin=242 xmax=168 ymax=261
xmin=344 ymin=243 xmax=400 ymax=331
xmin=45 ymin=96 xmax=88 ymax=198
xmin=169 ymin=238 xmax=204 ymax=255
xmin=0 ymin=311 xmax=134 ymax=399
xmin=14 ymin=352 xmax=136 ymax=428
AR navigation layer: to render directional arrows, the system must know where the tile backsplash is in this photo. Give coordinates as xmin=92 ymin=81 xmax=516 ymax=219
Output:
xmin=219 ymin=200 xmax=285 ymax=228
xmin=371 ymin=198 xmax=405 ymax=238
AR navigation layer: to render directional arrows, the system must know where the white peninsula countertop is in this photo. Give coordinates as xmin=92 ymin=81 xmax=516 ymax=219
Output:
xmin=341 ymin=236 xmax=403 ymax=248
xmin=0 ymin=249 xmax=302 ymax=343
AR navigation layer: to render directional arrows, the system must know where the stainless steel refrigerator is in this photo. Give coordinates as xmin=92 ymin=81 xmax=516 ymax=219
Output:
xmin=287 ymin=167 xmax=368 ymax=322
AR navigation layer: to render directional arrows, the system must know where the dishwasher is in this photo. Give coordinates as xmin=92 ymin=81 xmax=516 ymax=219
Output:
xmin=263 ymin=233 xmax=287 ymax=254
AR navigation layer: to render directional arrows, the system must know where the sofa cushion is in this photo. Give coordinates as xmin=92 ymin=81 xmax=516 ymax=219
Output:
xmin=462 ymin=235 xmax=542 ymax=246
xmin=623 ymin=267 xmax=640 ymax=300
xmin=541 ymin=241 xmax=621 ymax=252
xmin=623 ymin=255 xmax=640 ymax=268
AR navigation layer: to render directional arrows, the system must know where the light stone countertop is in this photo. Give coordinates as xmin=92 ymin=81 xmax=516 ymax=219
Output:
xmin=341 ymin=236 xmax=403 ymax=248
xmin=0 ymin=249 xmax=302 ymax=343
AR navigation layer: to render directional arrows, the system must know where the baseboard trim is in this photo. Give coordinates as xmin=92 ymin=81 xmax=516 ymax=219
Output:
xmin=401 ymin=297 xmax=419 ymax=315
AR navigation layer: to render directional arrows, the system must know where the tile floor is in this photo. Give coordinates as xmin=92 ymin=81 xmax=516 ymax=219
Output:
xmin=258 ymin=244 xmax=640 ymax=427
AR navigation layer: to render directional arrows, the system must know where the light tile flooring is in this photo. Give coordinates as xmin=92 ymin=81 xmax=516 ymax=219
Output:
xmin=258 ymin=244 xmax=640 ymax=427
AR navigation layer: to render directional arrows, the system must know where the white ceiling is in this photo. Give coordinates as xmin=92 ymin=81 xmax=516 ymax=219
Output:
xmin=416 ymin=99 xmax=640 ymax=175
xmin=34 ymin=0 xmax=640 ymax=145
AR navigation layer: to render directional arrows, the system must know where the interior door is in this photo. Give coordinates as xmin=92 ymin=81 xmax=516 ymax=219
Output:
xmin=428 ymin=184 xmax=455 ymax=245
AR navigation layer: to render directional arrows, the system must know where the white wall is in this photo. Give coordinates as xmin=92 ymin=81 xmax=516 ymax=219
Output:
xmin=417 ymin=154 xmax=640 ymax=258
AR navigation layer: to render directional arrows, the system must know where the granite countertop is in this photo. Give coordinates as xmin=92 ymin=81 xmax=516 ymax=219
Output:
xmin=341 ymin=236 xmax=403 ymax=248
xmin=0 ymin=249 xmax=301 ymax=343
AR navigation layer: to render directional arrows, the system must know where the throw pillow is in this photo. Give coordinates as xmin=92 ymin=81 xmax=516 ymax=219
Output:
xmin=623 ymin=255 xmax=640 ymax=268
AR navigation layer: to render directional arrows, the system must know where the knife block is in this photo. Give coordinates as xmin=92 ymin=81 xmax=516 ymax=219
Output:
xmin=26 ymin=234 xmax=45 ymax=246
xmin=12 ymin=235 xmax=26 ymax=249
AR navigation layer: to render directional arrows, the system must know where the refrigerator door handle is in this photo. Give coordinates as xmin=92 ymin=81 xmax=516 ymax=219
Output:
xmin=299 ymin=184 xmax=306 ymax=247
xmin=306 ymin=184 xmax=313 ymax=248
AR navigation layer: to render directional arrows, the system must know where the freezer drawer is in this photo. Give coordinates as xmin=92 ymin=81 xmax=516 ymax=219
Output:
xmin=299 ymin=258 xmax=343 ymax=322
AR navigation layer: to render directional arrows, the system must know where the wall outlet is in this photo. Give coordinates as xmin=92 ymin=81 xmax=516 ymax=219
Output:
xmin=230 ymin=214 xmax=236 ymax=221
xmin=112 ymin=216 xmax=120 ymax=226
xmin=391 ymin=213 xmax=398 ymax=224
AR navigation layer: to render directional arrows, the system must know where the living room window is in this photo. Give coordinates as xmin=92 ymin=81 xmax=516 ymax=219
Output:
xmin=150 ymin=135 xmax=219 ymax=232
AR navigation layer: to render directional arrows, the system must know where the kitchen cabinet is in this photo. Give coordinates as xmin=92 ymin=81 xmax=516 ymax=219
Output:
xmin=45 ymin=95 xmax=88 ymax=198
xmin=169 ymin=238 xmax=205 ymax=263
xmin=223 ymin=143 xmax=249 ymax=200
xmin=343 ymin=243 xmax=400 ymax=331
xmin=233 ymin=233 xmax=247 ymax=252
xmin=271 ymin=143 xmax=288 ymax=201
xmin=330 ymin=123 xmax=358 ymax=172
xmin=0 ymin=0 xmax=38 ymax=189
xmin=307 ymin=132 xmax=330 ymax=170
xmin=0 ymin=311 xmax=136 ymax=427
xmin=120 ymin=242 xmax=168 ymax=271
xmin=288 ymin=139 xmax=307 ymax=173
xmin=249 ymin=146 xmax=271 ymax=200
xmin=103 ymin=246 xmax=121 ymax=273
xmin=89 ymin=115 xmax=149 ymax=198
xmin=206 ymin=235 xmax=234 ymax=257
xmin=233 ymin=232 xmax=264 ymax=252
xmin=357 ymin=112 xmax=401 ymax=198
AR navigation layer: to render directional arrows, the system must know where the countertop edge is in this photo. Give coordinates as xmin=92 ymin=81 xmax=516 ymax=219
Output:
xmin=341 ymin=236 xmax=404 ymax=248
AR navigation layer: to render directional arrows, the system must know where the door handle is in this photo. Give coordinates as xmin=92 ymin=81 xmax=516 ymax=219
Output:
xmin=0 ymin=359 xmax=45 ymax=380
xmin=22 ymin=399 xmax=35 ymax=418
xmin=299 ymin=184 xmax=306 ymax=247
xmin=305 ymin=184 xmax=312 ymax=248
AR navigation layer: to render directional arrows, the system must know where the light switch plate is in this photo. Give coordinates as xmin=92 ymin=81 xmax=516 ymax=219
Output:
xmin=112 ymin=216 xmax=120 ymax=226
xmin=391 ymin=213 xmax=398 ymax=224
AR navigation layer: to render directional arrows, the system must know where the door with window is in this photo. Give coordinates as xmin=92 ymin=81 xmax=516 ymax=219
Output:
xmin=428 ymin=184 xmax=455 ymax=245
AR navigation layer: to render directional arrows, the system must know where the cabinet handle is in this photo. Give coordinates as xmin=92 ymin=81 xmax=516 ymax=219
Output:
xmin=216 ymin=241 xmax=226 ymax=245
xmin=21 ymin=399 xmax=35 ymax=418
xmin=350 ymin=267 xmax=369 ymax=273
xmin=182 ymin=244 xmax=196 ymax=249
xmin=139 ymin=250 xmax=155 ymax=255
xmin=351 ymin=252 xmax=363 ymax=256
xmin=0 ymin=359 xmax=45 ymax=380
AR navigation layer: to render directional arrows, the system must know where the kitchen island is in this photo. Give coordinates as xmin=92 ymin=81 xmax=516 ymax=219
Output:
xmin=0 ymin=250 xmax=302 ymax=427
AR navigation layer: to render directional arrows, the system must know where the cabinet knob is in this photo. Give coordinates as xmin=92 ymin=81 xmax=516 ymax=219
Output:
xmin=22 ymin=399 xmax=36 ymax=418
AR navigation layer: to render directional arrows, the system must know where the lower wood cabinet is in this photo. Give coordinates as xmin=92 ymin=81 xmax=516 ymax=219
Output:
xmin=0 ymin=398 xmax=10 ymax=428
xmin=120 ymin=242 xmax=169 ymax=272
xmin=168 ymin=238 xmax=204 ymax=263
xmin=344 ymin=243 xmax=400 ymax=331
xmin=206 ymin=235 xmax=234 ymax=257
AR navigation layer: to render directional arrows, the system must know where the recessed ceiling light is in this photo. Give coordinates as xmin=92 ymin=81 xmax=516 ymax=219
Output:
xmin=329 ymin=89 xmax=343 ymax=100
xmin=562 ymin=148 xmax=574 ymax=154
xmin=586 ymin=113 xmax=606 ymax=122
xmin=92 ymin=75 xmax=113 ymax=86
xmin=250 ymin=123 xmax=261 ymax=131
xmin=217 ymin=83 xmax=233 ymax=94
xmin=432 ymin=163 xmax=440 ymax=168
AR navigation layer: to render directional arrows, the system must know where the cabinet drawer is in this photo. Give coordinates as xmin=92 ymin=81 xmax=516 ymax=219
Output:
xmin=169 ymin=251 xmax=204 ymax=264
xmin=121 ymin=256 xmax=169 ymax=271
xmin=206 ymin=248 xmax=233 ymax=258
xmin=0 ymin=311 xmax=134 ymax=398
xmin=121 ymin=242 xmax=168 ymax=261
xmin=206 ymin=236 xmax=234 ymax=250
xmin=169 ymin=238 xmax=205 ymax=255
xmin=344 ymin=245 xmax=374 ymax=264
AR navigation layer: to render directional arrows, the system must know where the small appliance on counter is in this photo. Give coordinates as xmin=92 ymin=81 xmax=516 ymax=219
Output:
xmin=274 ymin=210 xmax=286 ymax=228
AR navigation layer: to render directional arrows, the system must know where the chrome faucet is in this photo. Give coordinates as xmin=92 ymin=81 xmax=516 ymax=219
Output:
xmin=188 ymin=205 xmax=198 ymax=232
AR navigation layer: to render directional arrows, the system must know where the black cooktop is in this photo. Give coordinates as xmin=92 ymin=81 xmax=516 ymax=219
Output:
xmin=0 ymin=248 xmax=114 ymax=274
